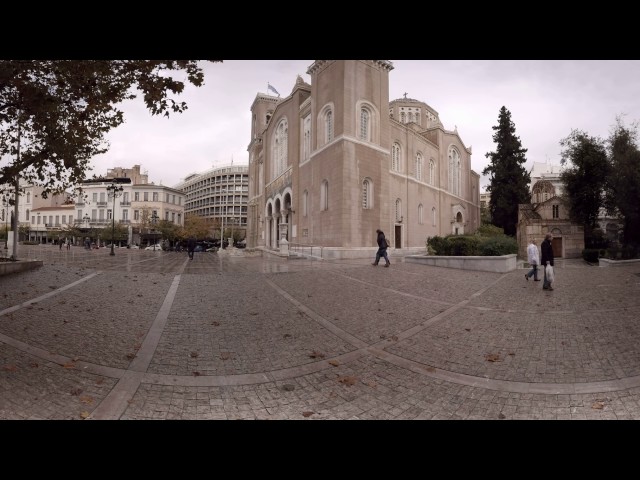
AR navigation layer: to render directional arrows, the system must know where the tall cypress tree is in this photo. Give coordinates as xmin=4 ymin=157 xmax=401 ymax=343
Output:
xmin=482 ymin=106 xmax=531 ymax=236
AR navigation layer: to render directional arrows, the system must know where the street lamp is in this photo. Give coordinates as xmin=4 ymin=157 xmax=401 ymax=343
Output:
xmin=150 ymin=212 xmax=159 ymax=251
xmin=2 ymin=194 xmax=8 ymax=250
xmin=106 ymin=182 xmax=124 ymax=256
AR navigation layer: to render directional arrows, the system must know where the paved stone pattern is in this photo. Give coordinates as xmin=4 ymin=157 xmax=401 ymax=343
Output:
xmin=147 ymin=272 xmax=355 ymax=375
xmin=0 ymin=342 xmax=117 ymax=419
xmin=1 ymin=269 xmax=172 ymax=368
xmin=2 ymin=244 xmax=640 ymax=420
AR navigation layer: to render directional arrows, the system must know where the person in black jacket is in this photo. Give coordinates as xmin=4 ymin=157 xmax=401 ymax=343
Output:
xmin=540 ymin=232 xmax=554 ymax=290
xmin=372 ymin=229 xmax=391 ymax=267
xmin=187 ymin=236 xmax=196 ymax=260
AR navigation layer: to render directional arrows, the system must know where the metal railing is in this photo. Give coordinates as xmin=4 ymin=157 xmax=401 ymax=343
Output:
xmin=288 ymin=242 xmax=324 ymax=259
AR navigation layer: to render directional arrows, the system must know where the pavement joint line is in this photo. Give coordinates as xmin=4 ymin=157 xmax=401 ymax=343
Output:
xmin=0 ymin=271 xmax=101 ymax=317
xmin=264 ymin=278 xmax=369 ymax=349
xmin=88 ymin=268 xmax=185 ymax=419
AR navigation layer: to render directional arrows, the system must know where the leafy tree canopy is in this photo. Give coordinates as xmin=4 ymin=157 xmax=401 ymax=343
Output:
xmin=559 ymin=129 xmax=609 ymax=234
xmin=0 ymin=60 xmax=219 ymax=196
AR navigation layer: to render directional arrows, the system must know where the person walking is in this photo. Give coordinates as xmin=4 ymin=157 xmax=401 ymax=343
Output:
xmin=525 ymin=239 xmax=540 ymax=281
xmin=187 ymin=236 xmax=196 ymax=260
xmin=372 ymin=229 xmax=391 ymax=267
xmin=540 ymin=232 xmax=554 ymax=290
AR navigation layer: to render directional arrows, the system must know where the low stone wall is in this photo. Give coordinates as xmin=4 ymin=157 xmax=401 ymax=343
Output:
xmin=405 ymin=254 xmax=517 ymax=273
xmin=598 ymin=258 xmax=640 ymax=267
xmin=0 ymin=259 xmax=44 ymax=276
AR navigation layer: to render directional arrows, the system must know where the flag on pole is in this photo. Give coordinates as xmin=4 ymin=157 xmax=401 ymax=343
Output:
xmin=267 ymin=83 xmax=280 ymax=96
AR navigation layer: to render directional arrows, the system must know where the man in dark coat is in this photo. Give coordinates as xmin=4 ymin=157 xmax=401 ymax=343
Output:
xmin=372 ymin=229 xmax=391 ymax=267
xmin=540 ymin=232 xmax=554 ymax=290
xmin=187 ymin=236 xmax=196 ymax=260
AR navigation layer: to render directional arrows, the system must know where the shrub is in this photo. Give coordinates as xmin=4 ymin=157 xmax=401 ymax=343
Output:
xmin=447 ymin=235 xmax=481 ymax=256
xmin=582 ymin=248 xmax=600 ymax=263
xmin=427 ymin=236 xmax=447 ymax=255
xmin=478 ymin=236 xmax=518 ymax=256
xmin=20 ymin=241 xmax=39 ymax=245
xmin=476 ymin=224 xmax=504 ymax=237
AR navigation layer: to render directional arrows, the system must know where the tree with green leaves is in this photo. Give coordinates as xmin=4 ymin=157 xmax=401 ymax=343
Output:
xmin=559 ymin=129 xmax=609 ymax=243
xmin=605 ymin=118 xmax=640 ymax=246
xmin=482 ymin=106 xmax=531 ymax=236
xmin=181 ymin=215 xmax=210 ymax=240
xmin=0 ymin=60 xmax=219 ymax=258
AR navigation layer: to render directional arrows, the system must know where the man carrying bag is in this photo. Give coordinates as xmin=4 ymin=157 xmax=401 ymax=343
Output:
xmin=541 ymin=232 xmax=555 ymax=291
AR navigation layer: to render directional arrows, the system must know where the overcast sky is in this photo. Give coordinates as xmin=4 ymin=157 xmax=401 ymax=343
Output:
xmin=90 ymin=60 xmax=640 ymax=191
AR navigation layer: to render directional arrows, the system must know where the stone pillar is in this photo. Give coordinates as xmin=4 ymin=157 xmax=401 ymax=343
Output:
xmin=279 ymin=221 xmax=289 ymax=254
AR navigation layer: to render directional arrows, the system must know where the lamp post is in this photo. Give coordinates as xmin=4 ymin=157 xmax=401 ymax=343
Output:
xmin=150 ymin=212 xmax=159 ymax=251
xmin=106 ymin=182 xmax=124 ymax=256
xmin=2 ymin=194 xmax=8 ymax=250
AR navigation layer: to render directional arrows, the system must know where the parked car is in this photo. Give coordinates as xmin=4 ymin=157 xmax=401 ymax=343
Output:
xmin=145 ymin=244 xmax=162 ymax=251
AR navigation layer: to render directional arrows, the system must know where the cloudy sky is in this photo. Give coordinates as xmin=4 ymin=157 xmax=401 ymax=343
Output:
xmin=90 ymin=60 xmax=640 ymax=191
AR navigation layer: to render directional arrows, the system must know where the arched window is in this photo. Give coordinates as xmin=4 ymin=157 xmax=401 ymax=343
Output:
xmin=418 ymin=204 xmax=424 ymax=224
xmin=362 ymin=178 xmax=373 ymax=209
xmin=325 ymin=110 xmax=333 ymax=143
xmin=360 ymin=108 xmax=370 ymax=141
xmin=416 ymin=112 xmax=421 ymax=126
xmin=303 ymin=190 xmax=308 ymax=217
xmin=408 ymin=112 xmax=414 ymax=123
xmin=27 ymin=192 xmax=31 ymax=203
xmin=415 ymin=153 xmax=423 ymax=181
xmin=302 ymin=115 xmax=311 ymax=161
xmin=392 ymin=143 xmax=401 ymax=172
xmin=320 ymin=180 xmax=329 ymax=211
xmin=432 ymin=207 xmax=436 ymax=227
xmin=26 ymin=208 xmax=30 ymax=221
xmin=448 ymin=147 xmax=461 ymax=195
xmin=400 ymin=111 xmax=405 ymax=123
xmin=429 ymin=159 xmax=435 ymax=185
xmin=395 ymin=198 xmax=402 ymax=222
xmin=273 ymin=118 xmax=288 ymax=178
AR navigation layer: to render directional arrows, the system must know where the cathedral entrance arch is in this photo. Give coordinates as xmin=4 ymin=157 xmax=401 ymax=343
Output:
xmin=551 ymin=228 xmax=563 ymax=257
xmin=452 ymin=209 xmax=464 ymax=235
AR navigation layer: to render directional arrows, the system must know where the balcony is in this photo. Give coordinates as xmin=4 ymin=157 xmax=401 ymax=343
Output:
xmin=120 ymin=201 xmax=131 ymax=206
xmin=97 ymin=202 xmax=108 ymax=207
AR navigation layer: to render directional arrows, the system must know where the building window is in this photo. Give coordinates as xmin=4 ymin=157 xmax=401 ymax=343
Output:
xmin=273 ymin=118 xmax=288 ymax=179
xmin=325 ymin=110 xmax=333 ymax=143
xmin=165 ymin=211 xmax=169 ymax=221
xmin=416 ymin=112 xmax=421 ymax=126
xmin=362 ymin=178 xmax=373 ymax=209
xmin=552 ymin=204 xmax=559 ymax=219
xmin=25 ymin=209 xmax=29 ymax=221
xmin=429 ymin=159 xmax=435 ymax=185
xmin=415 ymin=153 xmax=423 ymax=181
xmin=107 ymin=209 xmax=112 ymax=220
xmin=62 ymin=215 xmax=66 ymax=224
xmin=320 ymin=180 xmax=329 ymax=211
xmin=92 ymin=193 xmax=97 ymax=203
xmin=31 ymin=216 xmax=34 ymax=224
xmin=392 ymin=142 xmax=401 ymax=172
xmin=400 ymin=112 xmax=406 ymax=123
xmin=395 ymin=199 xmax=402 ymax=222
xmin=122 ymin=210 xmax=128 ymax=221
xmin=302 ymin=115 xmax=311 ymax=161
xmin=448 ymin=147 xmax=461 ymax=196
xmin=134 ymin=210 xmax=139 ymax=221
xmin=27 ymin=192 xmax=31 ymax=203
xmin=418 ymin=204 xmax=424 ymax=224
xmin=303 ymin=190 xmax=308 ymax=217
xmin=153 ymin=192 xmax=158 ymax=202
xmin=77 ymin=209 xmax=82 ymax=221
xmin=360 ymin=108 xmax=369 ymax=141
xmin=432 ymin=207 xmax=436 ymax=227
xmin=100 ymin=192 xmax=105 ymax=203
xmin=92 ymin=209 xmax=97 ymax=220
xmin=171 ymin=212 xmax=175 ymax=222
xmin=144 ymin=192 xmax=148 ymax=201
xmin=134 ymin=192 xmax=139 ymax=201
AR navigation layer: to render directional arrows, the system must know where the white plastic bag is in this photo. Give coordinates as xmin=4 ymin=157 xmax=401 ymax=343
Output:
xmin=545 ymin=264 xmax=555 ymax=284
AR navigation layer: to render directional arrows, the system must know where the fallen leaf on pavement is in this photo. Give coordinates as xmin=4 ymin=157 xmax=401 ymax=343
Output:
xmin=302 ymin=411 xmax=314 ymax=418
xmin=309 ymin=351 xmax=325 ymax=359
xmin=328 ymin=360 xmax=340 ymax=367
xmin=485 ymin=354 xmax=501 ymax=362
xmin=63 ymin=362 xmax=75 ymax=369
xmin=337 ymin=376 xmax=357 ymax=386
xmin=592 ymin=401 xmax=605 ymax=410
xmin=80 ymin=396 xmax=94 ymax=405
xmin=80 ymin=411 xmax=90 ymax=419
xmin=70 ymin=388 xmax=83 ymax=396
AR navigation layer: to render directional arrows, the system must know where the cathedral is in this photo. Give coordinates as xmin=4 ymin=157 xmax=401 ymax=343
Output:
xmin=246 ymin=60 xmax=480 ymax=259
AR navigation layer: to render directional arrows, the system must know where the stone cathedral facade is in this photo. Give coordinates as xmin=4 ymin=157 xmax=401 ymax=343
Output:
xmin=246 ymin=60 xmax=480 ymax=259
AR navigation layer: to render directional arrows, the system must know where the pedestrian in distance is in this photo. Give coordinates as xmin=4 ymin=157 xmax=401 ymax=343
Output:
xmin=540 ymin=232 xmax=555 ymax=291
xmin=372 ymin=229 xmax=391 ymax=267
xmin=525 ymin=239 xmax=540 ymax=281
xmin=187 ymin=236 xmax=196 ymax=260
